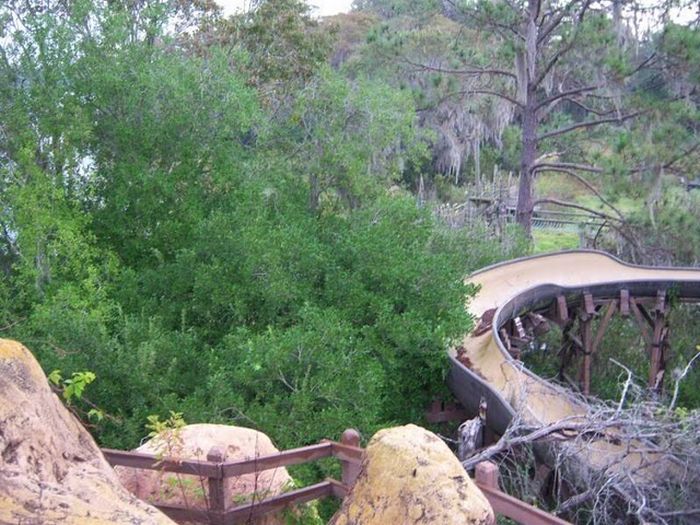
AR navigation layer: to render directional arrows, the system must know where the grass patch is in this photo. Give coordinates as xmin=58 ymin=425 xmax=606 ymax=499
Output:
xmin=532 ymin=229 xmax=580 ymax=253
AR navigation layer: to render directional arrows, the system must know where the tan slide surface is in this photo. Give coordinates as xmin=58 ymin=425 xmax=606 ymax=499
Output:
xmin=456 ymin=250 xmax=700 ymax=473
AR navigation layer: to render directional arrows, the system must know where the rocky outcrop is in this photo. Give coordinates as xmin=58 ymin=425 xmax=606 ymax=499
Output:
xmin=331 ymin=424 xmax=495 ymax=525
xmin=0 ymin=338 xmax=175 ymax=525
xmin=116 ymin=424 xmax=301 ymax=525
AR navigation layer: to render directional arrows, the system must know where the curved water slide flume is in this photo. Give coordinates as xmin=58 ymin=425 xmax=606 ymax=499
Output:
xmin=447 ymin=250 xmax=700 ymax=473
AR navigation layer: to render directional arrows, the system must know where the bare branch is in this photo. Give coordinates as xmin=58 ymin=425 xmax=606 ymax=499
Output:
xmin=538 ymin=111 xmax=642 ymax=141
xmin=669 ymin=351 xmax=700 ymax=410
xmin=400 ymin=56 xmax=517 ymax=81
xmin=535 ymin=85 xmax=601 ymax=111
xmin=533 ymin=166 xmax=624 ymax=220
xmin=534 ymin=162 xmax=603 ymax=173
xmin=533 ymin=197 xmax=623 ymax=222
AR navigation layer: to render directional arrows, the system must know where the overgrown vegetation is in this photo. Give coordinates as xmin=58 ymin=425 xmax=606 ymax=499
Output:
xmin=1 ymin=0 xmax=699 ymax=522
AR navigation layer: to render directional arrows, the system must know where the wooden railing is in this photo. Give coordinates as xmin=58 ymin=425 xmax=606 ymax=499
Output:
xmin=475 ymin=462 xmax=571 ymax=525
xmin=103 ymin=429 xmax=362 ymax=525
xmin=104 ymin=429 xmax=569 ymax=525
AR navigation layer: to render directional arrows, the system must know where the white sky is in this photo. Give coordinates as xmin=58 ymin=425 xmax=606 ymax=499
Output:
xmin=216 ymin=0 xmax=354 ymax=17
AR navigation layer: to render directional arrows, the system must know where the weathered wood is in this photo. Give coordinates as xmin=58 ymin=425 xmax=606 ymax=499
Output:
xmin=339 ymin=429 xmax=362 ymax=487
xmin=330 ymin=442 xmax=364 ymax=464
xmin=654 ymin=290 xmax=666 ymax=313
xmin=425 ymin=400 xmax=467 ymax=423
xmin=328 ymin=478 xmax=350 ymax=499
xmin=207 ymin=447 xmax=226 ymax=514
xmin=636 ymin=301 xmax=655 ymax=328
xmin=619 ymin=289 xmax=630 ymax=316
xmin=556 ymin=295 xmax=569 ymax=323
xmin=629 ymin=299 xmax=652 ymax=346
xmin=102 ymin=449 xmax=221 ymax=478
xmin=591 ymin=299 xmax=617 ymax=355
xmin=475 ymin=461 xmax=500 ymax=489
xmin=500 ymin=328 xmax=512 ymax=352
xmin=221 ymin=443 xmax=332 ymax=477
xmin=225 ymin=480 xmax=334 ymax=522
xmin=152 ymin=503 xmax=219 ymax=524
xmin=513 ymin=316 xmax=527 ymax=340
xmin=580 ymin=314 xmax=593 ymax=395
xmin=649 ymin=310 xmax=667 ymax=390
xmin=528 ymin=312 xmax=550 ymax=336
xmin=477 ymin=484 xmax=572 ymax=525
xmin=583 ymin=293 xmax=595 ymax=316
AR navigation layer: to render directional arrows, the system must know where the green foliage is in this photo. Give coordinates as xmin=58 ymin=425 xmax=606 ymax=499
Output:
xmin=0 ymin=0 xmax=488 ymax=457
xmin=48 ymin=369 xmax=96 ymax=403
xmin=48 ymin=368 xmax=104 ymax=421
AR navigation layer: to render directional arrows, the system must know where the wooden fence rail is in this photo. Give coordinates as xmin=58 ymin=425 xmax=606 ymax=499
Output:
xmin=104 ymin=430 xmax=569 ymax=525
xmin=103 ymin=430 xmax=362 ymax=525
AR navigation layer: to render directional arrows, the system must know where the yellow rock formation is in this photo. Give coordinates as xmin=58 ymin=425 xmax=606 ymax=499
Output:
xmin=331 ymin=424 xmax=495 ymax=525
xmin=0 ymin=338 xmax=175 ymax=525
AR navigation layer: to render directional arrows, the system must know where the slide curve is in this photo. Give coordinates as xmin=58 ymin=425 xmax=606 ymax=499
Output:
xmin=447 ymin=250 xmax=700 ymax=473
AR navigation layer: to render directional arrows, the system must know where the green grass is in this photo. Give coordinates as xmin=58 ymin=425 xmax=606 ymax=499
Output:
xmin=532 ymin=229 xmax=580 ymax=253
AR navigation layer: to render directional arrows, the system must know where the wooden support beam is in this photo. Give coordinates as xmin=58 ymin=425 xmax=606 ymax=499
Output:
xmin=528 ymin=312 xmax=550 ymax=336
xmin=500 ymin=328 xmax=512 ymax=352
xmin=636 ymin=301 xmax=655 ymax=328
xmin=583 ymin=293 xmax=596 ymax=316
xmin=513 ymin=316 xmax=527 ymax=340
xmin=619 ymin=289 xmax=630 ymax=316
xmin=629 ymin=299 xmax=652 ymax=347
xmin=207 ymin=447 xmax=226 ymax=516
xmin=556 ymin=295 xmax=569 ymax=323
xmin=591 ymin=299 xmax=617 ymax=355
xmin=581 ymin=315 xmax=593 ymax=395
xmin=654 ymin=290 xmax=666 ymax=313
xmin=648 ymin=306 xmax=667 ymax=390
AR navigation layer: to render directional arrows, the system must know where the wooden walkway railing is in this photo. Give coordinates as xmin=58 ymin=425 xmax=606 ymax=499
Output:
xmin=104 ymin=429 xmax=570 ymax=525
xmin=103 ymin=430 xmax=362 ymax=525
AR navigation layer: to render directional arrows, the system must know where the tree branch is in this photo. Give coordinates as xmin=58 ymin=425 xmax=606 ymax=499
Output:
xmin=466 ymin=89 xmax=523 ymax=107
xmin=400 ymin=56 xmax=517 ymax=80
xmin=532 ymin=198 xmax=623 ymax=222
xmin=533 ymin=166 xmax=624 ymax=220
xmin=536 ymin=85 xmax=601 ymax=111
xmin=538 ymin=111 xmax=642 ymax=141
xmin=534 ymin=161 xmax=603 ymax=173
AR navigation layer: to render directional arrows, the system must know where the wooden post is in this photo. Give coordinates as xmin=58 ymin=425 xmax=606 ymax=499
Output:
xmin=340 ymin=429 xmax=361 ymax=487
xmin=648 ymin=291 xmax=667 ymax=390
xmin=579 ymin=308 xmax=593 ymax=395
xmin=475 ymin=461 xmax=499 ymax=490
xmin=207 ymin=446 xmax=226 ymax=524
xmin=556 ymin=295 xmax=569 ymax=324
xmin=619 ymin=289 xmax=630 ymax=316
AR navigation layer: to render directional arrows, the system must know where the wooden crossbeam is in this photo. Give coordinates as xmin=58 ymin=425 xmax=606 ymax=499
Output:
xmin=591 ymin=299 xmax=617 ymax=355
xmin=629 ymin=299 xmax=652 ymax=347
xmin=636 ymin=301 xmax=655 ymax=328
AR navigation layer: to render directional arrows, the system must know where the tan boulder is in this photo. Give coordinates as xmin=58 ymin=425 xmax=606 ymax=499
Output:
xmin=0 ymin=338 xmax=175 ymax=525
xmin=116 ymin=424 xmax=300 ymax=525
xmin=330 ymin=424 xmax=495 ymax=525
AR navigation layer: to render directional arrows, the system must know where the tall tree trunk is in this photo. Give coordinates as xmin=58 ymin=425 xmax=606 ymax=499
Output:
xmin=516 ymin=0 xmax=540 ymax=238
xmin=517 ymin=94 xmax=537 ymax=238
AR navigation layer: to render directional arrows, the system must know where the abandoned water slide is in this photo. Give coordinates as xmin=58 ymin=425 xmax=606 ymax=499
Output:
xmin=448 ymin=250 xmax=700 ymax=476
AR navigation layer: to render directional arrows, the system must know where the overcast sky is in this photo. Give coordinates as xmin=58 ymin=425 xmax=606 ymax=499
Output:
xmin=216 ymin=0 xmax=354 ymax=17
